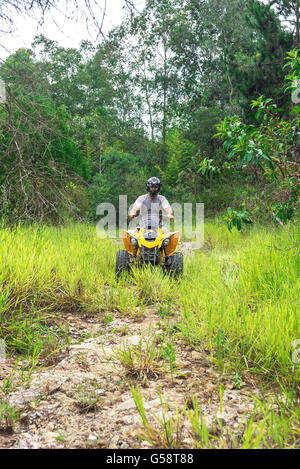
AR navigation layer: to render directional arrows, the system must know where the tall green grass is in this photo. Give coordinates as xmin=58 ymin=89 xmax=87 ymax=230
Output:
xmin=0 ymin=221 xmax=298 ymax=447
xmin=178 ymin=222 xmax=299 ymax=380
xmin=0 ymin=223 xmax=118 ymax=358
xmin=0 ymin=221 xmax=298 ymax=382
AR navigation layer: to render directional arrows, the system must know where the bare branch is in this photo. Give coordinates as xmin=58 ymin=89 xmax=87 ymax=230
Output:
xmin=0 ymin=0 xmax=134 ymax=42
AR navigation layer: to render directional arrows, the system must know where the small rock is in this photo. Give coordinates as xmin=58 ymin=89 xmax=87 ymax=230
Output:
xmin=9 ymin=388 xmax=44 ymax=408
xmin=95 ymin=389 xmax=106 ymax=395
xmin=224 ymin=391 xmax=241 ymax=401
xmin=144 ymin=398 xmax=161 ymax=410
xmin=120 ymin=442 xmax=129 ymax=449
xmin=88 ymin=435 xmax=97 ymax=441
xmin=20 ymin=412 xmax=29 ymax=422
xmin=45 ymin=431 xmax=58 ymax=440
xmin=191 ymin=351 xmax=202 ymax=360
xmin=177 ymin=360 xmax=190 ymax=368
xmin=180 ymin=371 xmax=192 ymax=378
xmin=126 ymin=335 xmax=142 ymax=346
xmin=117 ymin=398 xmax=136 ymax=411
xmin=110 ymin=435 xmax=120 ymax=447
xmin=16 ymin=440 xmax=29 ymax=449
xmin=216 ymin=411 xmax=228 ymax=425
xmin=116 ymin=419 xmax=125 ymax=425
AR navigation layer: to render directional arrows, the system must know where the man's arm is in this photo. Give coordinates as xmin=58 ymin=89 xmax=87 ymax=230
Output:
xmin=129 ymin=196 xmax=144 ymax=219
xmin=129 ymin=205 xmax=140 ymax=219
xmin=161 ymin=196 xmax=174 ymax=220
xmin=165 ymin=206 xmax=174 ymax=220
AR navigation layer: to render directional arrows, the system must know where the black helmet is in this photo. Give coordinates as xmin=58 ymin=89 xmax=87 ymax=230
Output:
xmin=146 ymin=177 xmax=161 ymax=196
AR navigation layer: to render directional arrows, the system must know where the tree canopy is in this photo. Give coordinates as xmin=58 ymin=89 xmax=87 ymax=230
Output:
xmin=0 ymin=0 xmax=299 ymax=225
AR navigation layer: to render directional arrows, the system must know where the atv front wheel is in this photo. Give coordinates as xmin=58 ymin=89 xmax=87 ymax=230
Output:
xmin=164 ymin=252 xmax=183 ymax=278
xmin=115 ymin=250 xmax=130 ymax=279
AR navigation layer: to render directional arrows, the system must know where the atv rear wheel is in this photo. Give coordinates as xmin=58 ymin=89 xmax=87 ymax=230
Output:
xmin=115 ymin=250 xmax=130 ymax=278
xmin=164 ymin=252 xmax=183 ymax=278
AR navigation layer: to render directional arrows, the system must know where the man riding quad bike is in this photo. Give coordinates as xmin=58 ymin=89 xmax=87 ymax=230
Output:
xmin=115 ymin=177 xmax=183 ymax=278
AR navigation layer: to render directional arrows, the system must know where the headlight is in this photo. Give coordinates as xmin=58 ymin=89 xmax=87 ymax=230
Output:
xmin=162 ymin=237 xmax=171 ymax=247
xmin=130 ymin=236 xmax=138 ymax=246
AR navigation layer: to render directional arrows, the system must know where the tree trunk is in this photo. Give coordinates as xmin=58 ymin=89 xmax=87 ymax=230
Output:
xmin=142 ymin=61 xmax=154 ymax=141
xmin=162 ymin=35 xmax=167 ymax=145
xmin=99 ymin=133 xmax=104 ymax=174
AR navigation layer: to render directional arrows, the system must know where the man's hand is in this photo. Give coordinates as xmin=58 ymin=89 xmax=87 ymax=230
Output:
xmin=129 ymin=205 xmax=139 ymax=220
xmin=166 ymin=207 xmax=174 ymax=220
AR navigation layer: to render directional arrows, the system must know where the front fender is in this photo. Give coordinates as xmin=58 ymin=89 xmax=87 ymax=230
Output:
xmin=122 ymin=230 xmax=137 ymax=254
xmin=164 ymin=231 xmax=180 ymax=256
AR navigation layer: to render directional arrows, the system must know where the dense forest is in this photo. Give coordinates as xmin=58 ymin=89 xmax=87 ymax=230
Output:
xmin=0 ymin=0 xmax=299 ymax=226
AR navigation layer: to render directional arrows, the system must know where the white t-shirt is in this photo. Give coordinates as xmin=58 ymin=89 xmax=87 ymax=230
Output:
xmin=132 ymin=194 xmax=171 ymax=228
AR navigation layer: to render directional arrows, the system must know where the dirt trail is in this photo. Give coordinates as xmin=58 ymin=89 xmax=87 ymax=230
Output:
xmin=0 ymin=312 xmax=261 ymax=449
xmin=0 ymin=245 xmax=261 ymax=449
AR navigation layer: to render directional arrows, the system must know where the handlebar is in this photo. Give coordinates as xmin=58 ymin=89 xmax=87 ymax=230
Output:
xmin=129 ymin=214 xmax=171 ymax=221
xmin=128 ymin=214 xmax=173 ymax=231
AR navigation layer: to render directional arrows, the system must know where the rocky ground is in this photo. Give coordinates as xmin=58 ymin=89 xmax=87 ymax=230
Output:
xmin=0 ymin=310 xmax=264 ymax=449
xmin=0 ymin=243 xmax=268 ymax=449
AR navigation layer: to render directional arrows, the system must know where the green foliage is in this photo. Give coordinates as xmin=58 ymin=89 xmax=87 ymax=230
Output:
xmin=157 ymin=127 xmax=201 ymax=200
xmin=0 ymin=2 xmax=298 ymax=222
xmin=88 ymin=147 xmax=147 ymax=220
xmin=231 ymin=0 xmax=294 ymax=117
xmin=197 ymin=158 xmax=222 ymax=192
xmin=271 ymin=201 xmax=295 ymax=223
xmin=166 ymin=128 xmax=196 ymax=175
xmin=269 ymin=1 xmax=300 ymax=48
xmin=232 ymin=371 xmax=243 ymax=389
xmin=0 ymin=400 xmax=20 ymax=430
xmin=0 ymin=49 xmax=91 ymax=223
xmin=215 ymin=49 xmax=300 ymax=226
xmin=223 ymin=205 xmax=253 ymax=232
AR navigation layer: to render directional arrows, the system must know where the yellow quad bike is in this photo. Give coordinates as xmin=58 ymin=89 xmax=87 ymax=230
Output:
xmin=115 ymin=224 xmax=183 ymax=279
